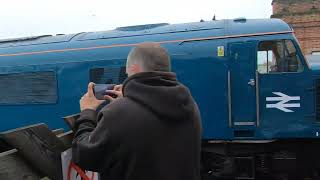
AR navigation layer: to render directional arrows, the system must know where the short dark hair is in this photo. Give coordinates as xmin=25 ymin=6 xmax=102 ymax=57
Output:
xmin=127 ymin=42 xmax=171 ymax=72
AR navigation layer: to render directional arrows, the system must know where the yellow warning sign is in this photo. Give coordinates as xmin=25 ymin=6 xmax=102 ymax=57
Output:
xmin=217 ymin=46 xmax=224 ymax=57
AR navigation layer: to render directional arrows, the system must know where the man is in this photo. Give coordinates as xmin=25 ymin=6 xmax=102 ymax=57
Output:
xmin=72 ymin=42 xmax=202 ymax=180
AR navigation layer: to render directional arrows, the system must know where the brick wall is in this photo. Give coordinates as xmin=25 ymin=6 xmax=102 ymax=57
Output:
xmin=273 ymin=0 xmax=320 ymax=14
xmin=272 ymin=0 xmax=320 ymax=55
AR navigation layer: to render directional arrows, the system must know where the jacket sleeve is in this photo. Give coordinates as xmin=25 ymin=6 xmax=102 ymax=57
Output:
xmin=71 ymin=108 xmax=114 ymax=172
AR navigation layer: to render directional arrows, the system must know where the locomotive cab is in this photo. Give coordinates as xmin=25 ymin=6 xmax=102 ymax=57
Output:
xmin=227 ymin=38 xmax=314 ymax=139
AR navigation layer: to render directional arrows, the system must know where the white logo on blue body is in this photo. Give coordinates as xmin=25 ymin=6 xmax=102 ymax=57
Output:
xmin=266 ymin=92 xmax=300 ymax=112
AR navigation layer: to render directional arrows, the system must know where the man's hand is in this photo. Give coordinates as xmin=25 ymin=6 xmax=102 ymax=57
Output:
xmin=104 ymin=84 xmax=123 ymax=102
xmin=80 ymin=82 xmax=105 ymax=111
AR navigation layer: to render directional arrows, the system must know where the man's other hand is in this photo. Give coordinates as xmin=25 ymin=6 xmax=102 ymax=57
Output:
xmin=80 ymin=82 xmax=105 ymax=111
xmin=104 ymin=84 xmax=123 ymax=102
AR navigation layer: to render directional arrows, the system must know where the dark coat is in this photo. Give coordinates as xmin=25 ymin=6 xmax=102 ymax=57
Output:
xmin=72 ymin=71 xmax=202 ymax=180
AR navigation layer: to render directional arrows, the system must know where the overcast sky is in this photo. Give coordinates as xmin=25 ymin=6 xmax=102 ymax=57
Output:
xmin=0 ymin=0 xmax=273 ymax=39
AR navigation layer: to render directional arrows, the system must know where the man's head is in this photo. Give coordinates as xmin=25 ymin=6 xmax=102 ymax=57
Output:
xmin=126 ymin=42 xmax=171 ymax=76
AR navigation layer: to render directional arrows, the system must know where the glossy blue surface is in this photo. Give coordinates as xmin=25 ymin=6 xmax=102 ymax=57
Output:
xmin=0 ymin=18 xmax=319 ymax=140
xmin=307 ymin=55 xmax=320 ymax=70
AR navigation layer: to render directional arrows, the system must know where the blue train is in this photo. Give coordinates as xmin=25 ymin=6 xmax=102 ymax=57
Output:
xmin=1 ymin=18 xmax=320 ymax=179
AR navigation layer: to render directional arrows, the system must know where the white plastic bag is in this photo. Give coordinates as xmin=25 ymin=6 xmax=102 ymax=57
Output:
xmin=61 ymin=148 xmax=99 ymax=180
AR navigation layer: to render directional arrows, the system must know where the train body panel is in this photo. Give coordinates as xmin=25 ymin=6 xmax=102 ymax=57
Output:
xmin=0 ymin=18 xmax=318 ymax=142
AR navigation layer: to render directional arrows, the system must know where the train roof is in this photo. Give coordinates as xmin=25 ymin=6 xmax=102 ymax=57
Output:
xmin=0 ymin=18 xmax=292 ymax=48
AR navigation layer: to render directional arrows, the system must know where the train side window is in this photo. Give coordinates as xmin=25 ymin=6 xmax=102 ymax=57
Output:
xmin=0 ymin=71 xmax=57 ymax=104
xmin=90 ymin=66 xmax=127 ymax=84
xmin=257 ymin=40 xmax=303 ymax=73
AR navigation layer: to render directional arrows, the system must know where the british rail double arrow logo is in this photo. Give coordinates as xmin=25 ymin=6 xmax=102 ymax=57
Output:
xmin=266 ymin=92 xmax=300 ymax=112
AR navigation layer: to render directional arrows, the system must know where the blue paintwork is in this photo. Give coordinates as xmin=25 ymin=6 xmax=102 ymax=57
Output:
xmin=229 ymin=42 xmax=257 ymax=126
xmin=0 ymin=18 xmax=319 ymax=141
xmin=307 ymin=55 xmax=320 ymax=71
xmin=310 ymin=63 xmax=320 ymax=71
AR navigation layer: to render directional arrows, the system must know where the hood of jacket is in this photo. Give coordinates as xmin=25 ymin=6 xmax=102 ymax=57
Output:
xmin=122 ymin=71 xmax=194 ymax=121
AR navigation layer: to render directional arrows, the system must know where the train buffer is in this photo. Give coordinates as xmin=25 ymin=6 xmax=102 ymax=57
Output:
xmin=0 ymin=123 xmax=73 ymax=180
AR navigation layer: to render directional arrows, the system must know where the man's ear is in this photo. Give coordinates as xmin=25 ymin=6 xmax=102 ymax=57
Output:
xmin=130 ymin=64 xmax=142 ymax=74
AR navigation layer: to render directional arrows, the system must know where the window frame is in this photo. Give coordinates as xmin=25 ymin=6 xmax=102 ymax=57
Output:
xmin=89 ymin=66 xmax=127 ymax=85
xmin=256 ymin=39 xmax=305 ymax=74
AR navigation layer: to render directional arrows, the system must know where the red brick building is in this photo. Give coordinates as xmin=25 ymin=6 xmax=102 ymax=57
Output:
xmin=272 ymin=0 xmax=320 ymax=55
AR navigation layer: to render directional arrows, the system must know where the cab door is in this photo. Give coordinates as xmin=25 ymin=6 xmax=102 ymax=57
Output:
xmin=256 ymin=39 xmax=314 ymax=137
xmin=229 ymin=41 xmax=257 ymax=127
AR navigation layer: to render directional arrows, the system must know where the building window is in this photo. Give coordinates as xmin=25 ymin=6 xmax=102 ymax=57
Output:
xmin=0 ymin=71 xmax=57 ymax=104
xmin=312 ymin=51 xmax=320 ymax=55
xmin=90 ymin=66 xmax=127 ymax=84
xmin=257 ymin=40 xmax=303 ymax=74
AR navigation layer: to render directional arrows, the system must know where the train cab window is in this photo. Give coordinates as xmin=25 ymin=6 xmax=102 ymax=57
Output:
xmin=90 ymin=66 xmax=127 ymax=84
xmin=0 ymin=71 xmax=57 ymax=104
xmin=257 ymin=40 xmax=303 ymax=74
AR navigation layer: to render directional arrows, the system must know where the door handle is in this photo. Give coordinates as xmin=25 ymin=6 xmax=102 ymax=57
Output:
xmin=248 ymin=79 xmax=255 ymax=86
